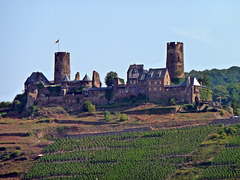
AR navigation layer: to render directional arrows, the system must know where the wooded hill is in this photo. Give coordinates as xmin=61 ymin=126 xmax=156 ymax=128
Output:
xmin=185 ymin=66 xmax=240 ymax=88
xmin=186 ymin=66 xmax=240 ymax=114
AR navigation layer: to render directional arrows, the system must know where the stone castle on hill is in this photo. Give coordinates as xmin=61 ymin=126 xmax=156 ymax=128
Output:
xmin=24 ymin=42 xmax=209 ymax=109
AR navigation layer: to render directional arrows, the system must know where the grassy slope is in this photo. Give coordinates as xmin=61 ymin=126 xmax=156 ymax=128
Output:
xmin=0 ymin=103 xmax=231 ymax=179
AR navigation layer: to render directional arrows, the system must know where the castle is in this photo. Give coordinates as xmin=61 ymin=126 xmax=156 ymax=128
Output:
xmin=24 ymin=42 xmax=209 ymax=109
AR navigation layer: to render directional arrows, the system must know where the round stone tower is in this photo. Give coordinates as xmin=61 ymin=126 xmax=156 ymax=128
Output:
xmin=54 ymin=52 xmax=70 ymax=84
xmin=166 ymin=42 xmax=184 ymax=79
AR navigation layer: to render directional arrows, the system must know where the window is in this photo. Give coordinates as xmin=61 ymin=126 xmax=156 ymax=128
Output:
xmin=151 ymin=81 xmax=154 ymax=85
xmin=154 ymin=87 xmax=157 ymax=92
xmin=149 ymin=88 xmax=151 ymax=92
xmin=149 ymin=81 xmax=151 ymax=85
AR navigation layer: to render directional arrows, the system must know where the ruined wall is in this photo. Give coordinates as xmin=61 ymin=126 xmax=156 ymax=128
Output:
xmin=92 ymin=71 xmax=101 ymax=88
xmin=166 ymin=42 xmax=184 ymax=79
xmin=54 ymin=52 xmax=70 ymax=84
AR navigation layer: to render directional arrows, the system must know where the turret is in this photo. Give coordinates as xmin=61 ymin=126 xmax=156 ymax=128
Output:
xmin=54 ymin=52 xmax=70 ymax=84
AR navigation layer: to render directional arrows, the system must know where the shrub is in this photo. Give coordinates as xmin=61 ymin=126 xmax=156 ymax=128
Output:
xmin=104 ymin=111 xmax=112 ymax=121
xmin=120 ymin=113 xmax=128 ymax=121
xmin=29 ymin=105 xmax=37 ymax=116
xmin=13 ymin=150 xmax=21 ymax=157
xmin=115 ymin=112 xmax=121 ymax=119
xmin=168 ymin=98 xmax=176 ymax=106
xmin=219 ymin=110 xmax=225 ymax=116
xmin=82 ymin=101 xmax=95 ymax=114
xmin=182 ymin=104 xmax=197 ymax=112
xmin=234 ymin=108 xmax=240 ymax=116
xmin=210 ymin=133 xmax=220 ymax=139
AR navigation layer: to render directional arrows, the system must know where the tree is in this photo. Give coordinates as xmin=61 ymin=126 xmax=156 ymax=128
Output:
xmin=82 ymin=101 xmax=95 ymax=114
xmin=105 ymin=89 xmax=114 ymax=103
xmin=202 ymin=72 xmax=210 ymax=87
xmin=212 ymin=85 xmax=230 ymax=105
xmin=105 ymin=71 xmax=118 ymax=87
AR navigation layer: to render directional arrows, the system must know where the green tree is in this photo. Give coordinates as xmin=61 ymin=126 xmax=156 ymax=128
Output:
xmin=105 ymin=89 xmax=114 ymax=103
xmin=105 ymin=71 xmax=118 ymax=87
xmin=104 ymin=111 xmax=112 ymax=121
xmin=82 ymin=101 xmax=95 ymax=114
xmin=202 ymin=72 xmax=210 ymax=87
xmin=212 ymin=85 xmax=230 ymax=105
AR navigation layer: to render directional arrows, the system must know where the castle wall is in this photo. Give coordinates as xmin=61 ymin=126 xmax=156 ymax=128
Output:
xmin=166 ymin=42 xmax=184 ymax=79
xmin=54 ymin=52 xmax=70 ymax=84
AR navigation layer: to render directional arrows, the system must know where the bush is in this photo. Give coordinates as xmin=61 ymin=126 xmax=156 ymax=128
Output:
xmin=120 ymin=113 xmax=128 ymax=121
xmin=82 ymin=101 xmax=95 ymax=114
xmin=219 ymin=110 xmax=225 ymax=116
xmin=29 ymin=105 xmax=37 ymax=116
xmin=210 ymin=133 xmax=220 ymax=139
xmin=13 ymin=150 xmax=21 ymax=157
xmin=115 ymin=112 xmax=121 ymax=119
xmin=104 ymin=111 xmax=112 ymax=121
xmin=182 ymin=104 xmax=197 ymax=112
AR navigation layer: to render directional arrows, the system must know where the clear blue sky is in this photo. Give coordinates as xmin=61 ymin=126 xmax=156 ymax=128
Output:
xmin=0 ymin=0 xmax=239 ymax=101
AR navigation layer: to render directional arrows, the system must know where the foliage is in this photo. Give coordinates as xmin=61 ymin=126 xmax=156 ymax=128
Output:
xmin=0 ymin=101 xmax=12 ymax=108
xmin=114 ymin=112 xmax=121 ymax=119
xmin=120 ymin=113 xmax=128 ymax=121
xmin=170 ymin=78 xmax=185 ymax=85
xmin=105 ymin=89 xmax=114 ymax=102
xmin=82 ymin=101 xmax=95 ymax=114
xmin=168 ymin=98 xmax=176 ymax=106
xmin=212 ymin=85 xmax=230 ymax=105
xmin=219 ymin=109 xmax=225 ymax=116
xmin=202 ymin=72 xmax=210 ymax=86
xmin=13 ymin=150 xmax=21 ymax=157
xmin=186 ymin=66 xmax=240 ymax=88
xmin=29 ymin=105 xmax=37 ymax=116
xmin=200 ymin=124 xmax=240 ymax=179
xmin=24 ymin=125 xmax=216 ymax=179
xmin=104 ymin=111 xmax=112 ymax=121
xmin=105 ymin=71 xmax=118 ymax=87
xmin=182 ymin=104 xmax=197 ymax=112
xmin=199 ymin=88 xmax=212 ymax=101
xmin=13 ymin=93 xmax=27 ymax=114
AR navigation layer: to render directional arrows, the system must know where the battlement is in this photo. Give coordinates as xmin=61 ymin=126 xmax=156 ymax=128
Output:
xmin=167 ymin=42 xmax=183 ymax=47
xmin=55 ymin=52 xmax=70 ymax=55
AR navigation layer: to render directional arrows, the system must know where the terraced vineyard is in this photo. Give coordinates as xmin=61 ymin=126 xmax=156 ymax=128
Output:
xmin=24 ymin=125 xmax=216 ymax=179
xmin=200 ymin=125 xmax=240 ymax=179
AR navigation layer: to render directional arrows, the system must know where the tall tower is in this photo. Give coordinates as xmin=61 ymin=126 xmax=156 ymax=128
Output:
xmin=166 ymin=42 xmax=184 ymax=79
xmin=54 ymin=52 xmax=70 ymax=84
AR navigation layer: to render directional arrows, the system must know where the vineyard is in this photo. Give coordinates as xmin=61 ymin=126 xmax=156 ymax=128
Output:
xmin=24 ymin=125 xmax=216 ymax=179
xmin=200 ymin=124 xmax=240 ymax=179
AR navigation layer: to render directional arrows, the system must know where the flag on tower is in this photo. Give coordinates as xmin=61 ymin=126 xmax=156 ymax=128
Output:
xmin=55 ymin=39 xmax=59 ymax=43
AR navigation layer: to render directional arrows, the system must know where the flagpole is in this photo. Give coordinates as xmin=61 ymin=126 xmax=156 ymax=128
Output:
xmin=58 ymin=42 xmax=59 ymax=52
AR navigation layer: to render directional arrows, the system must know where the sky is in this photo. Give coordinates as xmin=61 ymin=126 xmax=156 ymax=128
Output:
xmin=0 ymin=0 xmax=239 ymax=101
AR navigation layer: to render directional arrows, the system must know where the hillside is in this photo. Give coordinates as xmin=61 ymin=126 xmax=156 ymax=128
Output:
xmin=0 ymin=103 xmax=232 ymax=179
xmin=185 ymin=66 xmax=240 ymax=88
